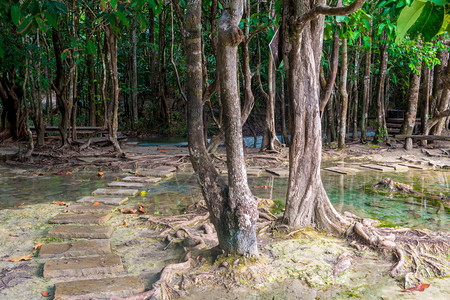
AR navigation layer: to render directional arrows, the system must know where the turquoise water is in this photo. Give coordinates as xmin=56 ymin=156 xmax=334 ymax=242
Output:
xmin=0 ymin=165 xmax=448 ymax=231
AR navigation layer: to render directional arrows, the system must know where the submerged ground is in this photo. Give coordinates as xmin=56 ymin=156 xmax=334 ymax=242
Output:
xmin=0 ymin=141 xmax=448 ymax=299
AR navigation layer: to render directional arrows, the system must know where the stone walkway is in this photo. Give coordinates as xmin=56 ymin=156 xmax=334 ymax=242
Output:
xmin=37 ymin=167 xmax=177 ymax=299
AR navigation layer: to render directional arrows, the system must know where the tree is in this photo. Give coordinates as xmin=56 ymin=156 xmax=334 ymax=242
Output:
xmin=281 ymin=0 xmax=364 ymax=230
xmin=186 ymin=0 xmax=258 ymax=256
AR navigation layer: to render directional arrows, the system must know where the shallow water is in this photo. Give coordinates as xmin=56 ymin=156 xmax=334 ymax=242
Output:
xmin=0 ymin=165 xmax=448 ymax=231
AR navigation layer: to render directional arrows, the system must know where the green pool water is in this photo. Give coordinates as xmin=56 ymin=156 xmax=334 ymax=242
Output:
xmin=0 ymin=165 xmax=448 ymax=231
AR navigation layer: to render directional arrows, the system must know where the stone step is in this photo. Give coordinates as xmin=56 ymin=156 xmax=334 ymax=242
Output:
xmin=137 ymin=166 xmax=176 ymax=178
xmin=220 ymin=168 xmax=263 ymax=176
xmin=107 ymin=181 xmax=145 ymax=188
xmin=266 ymin=168 xmax=289 ymax=176
xmin=65 ymin=204 xmax=116 ymax=214
xmin=39 ymin=240 xmax=111 ymax=258
xmin=122 ymin=176 xmax=161 ymax=183
xmin=77 ymin=196 xmax=128 ymax=206
xmin=47 ymin=225 xmax=114 ymax=239
xmin=323 ymin=166 xmax=360 ymax=175
xmin=360 ymin=164 xmax=395 ymax=172
xmin=398 ymin=162 xmax=434 ymax=170
xmin=54 ymin=277 xmax=145 ymax=299
xmin=49 ymin=213 xmax=110 ymax=224
xmin=92 ymin=188 xmax=139 ymax=196
xmin=43 ymin=255 xmax=124 ymax=279
xmin=380 ymin=163 xmax=409 ymax=171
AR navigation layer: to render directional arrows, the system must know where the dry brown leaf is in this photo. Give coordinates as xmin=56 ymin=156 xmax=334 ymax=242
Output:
xmin=402 ymin=282 xmax=431 ymax=292
xmin=33 ymin=243 xmax=42 ymax=250
xmin=9 ymin=234 xmax=19 ymax=237
xmin=93 ymin=202 xmax=100 ymax=206
xmin=65 ymin=171 xmax=72 ymax=175
xmin=138 ymin=205 xmax=146 ymax=214
xmin=42 ymin=291 xmax=50 ymax=297
xmin=98 ymin=172 xmax=104 ymax=177
xmin=17 ymin=203 xmax=25 ymax=207
xmin=120 ymin=208 xmax=137 ymax=214
xmin=2 ymin=254 xmax=34 ymax=262
xmin=123 ymin=221 xmax=127 ymax=226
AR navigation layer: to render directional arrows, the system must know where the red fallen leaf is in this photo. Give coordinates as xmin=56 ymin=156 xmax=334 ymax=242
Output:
xmin=402 ymin=282 xmax=430 ymax=292
xmin=42 ymin=291 xmax=50 ymax=297
xmin=123 ymin=221 xmax=127 ymax=226
xmin=120 ymin=208 xmax=137 ymax=214
xmin=160 ymin=149 xmax=166 ymax=152
xmin=138 ymin=205 xmax=145 ymax=214
xmin=38 ymin=173 xmax=45 ymax=176
xmin=93 ymin=202 xmax=100 ymax=206
xmin=52 ymin=200 xmax=70 ymax=207
xmin=65 ymin=171 xmax=72 ymax=175
xmin=253 ymin=185 xmax=273 ymax=189
xmin=54 ymin=171 xmax=65 ymax=175
xmin=9 ymin=234 xmax=19 ymax=237
xmin=17 ymin=203 xmax=25 ymax=207
xmin=98 ymin=171 xmax=104 ymax=177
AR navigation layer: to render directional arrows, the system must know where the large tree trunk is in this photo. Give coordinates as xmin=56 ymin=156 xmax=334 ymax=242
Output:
xmin=431 ymin=53 xmax=450 ymax=135
xmin=401 ymin=64 xmax=422 ymax=150
xmin=338 ymin=38 xmax=348 ymax=149
xmin=280 ymin=0 xmax=362 ymax=232
xmin=186 ymin=0 xmax=258 ymax=256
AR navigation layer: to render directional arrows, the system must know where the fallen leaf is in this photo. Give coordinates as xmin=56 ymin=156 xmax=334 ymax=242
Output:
xmin=65 ymin=171 xmax=72 ymax=175
xmin=42 ymin=291 xmax=50 ymax=297
xmin=140 ymin=191 xmax=147 ymax=196
xmin=2 ymin=254 xmax=34 ymax=262
xmin=98 ymin=172 xmax=104 ymax=177
xmin=93 ymin=202 xmax=100 ymax=206
xmin=402 ymin=282 xmax=431 ymax=292
xmin=9 ymin=234 xmax=19 ymax=237
xmin=253 ymin=185 xmax=273 ymax=189
xmin=138 ymin=205 xmax=146 ymax=214
xmin=120 ymin=208 xmax=137 ymax=214
xmin=38 ymin=173 xmax=44 ymax=176
xmin=54 ymin=171 xmax=65 ymax=175
xmin=17 ymin=203 xmax=25 ymax=207
xmin=33 ymin=243 xmax=42 ymax=250
xmin=52 ymin=201 xmax=70 ymax=207
xmin=160 ymin=149 xmax=166 ymax=152
xmin=116 ymin=177 xmax=120 ymax=181
xmin=123 ymin=221 xmax=127 ymax=226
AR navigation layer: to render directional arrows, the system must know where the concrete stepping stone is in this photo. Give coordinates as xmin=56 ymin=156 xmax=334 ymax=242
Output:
xmin=122 ymin=176 xmax=161 ymax=183
xmin=398 ymin=162 xmax=433 ymax=170
xmin=47 ymin=225 xmax=113 ymax=239
xmin=324 ymin=166 xmax=360 ymax=175
xmin=65 ymin=204 xmax=116 ymax=214
xmin=360 ymin=164 xmax=395 ymax=172
xmin=266 ymin=168 xmax=289 ymax=176
xmin=49 ymin=213 xmax=110 ymax=224
xmin=138 ymin=166 xmax=176 ymax=178
xmin=107 ymin=181 xmax=144 ymax=188
xmin=220 ymin=168 xmax=263 ymax=176
xmin=380 ymin=163 xmax=409 ymax=171
xmin=39 ymin=240 xmax=111 ymax=258
xmin=77 ymin=196 xmax=128 ymax=206
xmin=43 ymin=255 xmax=124 ymax=279
xmin=92 ymin=188 xmax=139 ymax=196
xmin=54 ymin=277 xmax=145 ymax=299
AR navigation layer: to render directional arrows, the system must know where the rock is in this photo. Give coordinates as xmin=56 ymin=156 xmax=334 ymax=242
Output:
xmin=54 ymin=277 xmax=145 ymax=299
xmin=48 ymin=213 xmax=110 ymax=224
xmin=122 ymin=176 xmax=161 ymax=183
xmin=138 ymin=169 xmax=174 ymax=178
xmin=333 ymin=254 xmax=353 ymax=276
xmin=39 ymin=240 xmax=111 ymax=258
xmin=43 ymin=255 xmax=124 ymax=279
xmin=47 ymin=225 xmax=114 ymax=239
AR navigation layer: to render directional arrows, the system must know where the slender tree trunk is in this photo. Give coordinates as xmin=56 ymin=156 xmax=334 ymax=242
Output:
xmin=431 ymin=53 xmax=450 ymax=135
xmin=352 ymin=38 xmax=360 ymax=140
xmin=360 ymin=19 xmax=372 ymax=141
xmin=186 ymin=0 xmax=258 ymax=256
xmin=280 ymin=71 xmax=289 ymax=145
xmin=131 ymin=21 xmax=138 ymax=128
xmin=338 ymin=38 xmax=348 ymax=149
xmin=420 ymin=63 xmax=430 ymax=145
xmin=401 ymin=65 xmax=422 ymax=150
xmin=373 ymin=41 xmax=389 ymax=144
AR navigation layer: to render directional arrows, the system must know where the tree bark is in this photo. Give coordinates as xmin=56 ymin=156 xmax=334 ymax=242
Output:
xmin=352 ymin=38 xmax=360 ymax=140
xmin=338 ymin=38 xmax=348 ymax=149
xmin=131 ymin=20 xmax=138 ymax=128
xmin=401 ymin=65 xmax=422 ymax=150
xmin=373 ymin=40 xmax=389 ymax=144
xmin=420 ymin=62 xmax=430 ymax=146
xmin=360 ymin=19 xmax=372 ymax=141
xmin=281 ymin=0 xmax=362 ymax=232
xmin=186 ymin=0 xmax=258 ymax=256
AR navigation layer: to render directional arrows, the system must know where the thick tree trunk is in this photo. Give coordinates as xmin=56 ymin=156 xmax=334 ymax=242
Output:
xmin=280 ymin=71 xmax=289 ymax=145
xmin=186 ymin=0 xmax=258 ymax=256
xmin=281 ymin=0 xmax=360 ymax=232
xmin=360 ymin=19 xmax=372 ymax=141
xmin=373 ymin=41 xmax=389 ymax=144
xmin=431 ymin=53 xmax=450 ymax=135
xmin=338 ymin=38 xmax=348 ymax=149
xmin=401 ymin=65 xmax=422 ymax=150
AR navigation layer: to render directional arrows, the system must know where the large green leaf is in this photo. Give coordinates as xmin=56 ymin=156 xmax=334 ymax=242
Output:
xmin=395 ymin=0 xmax=425 ymax=43
xmin=408 ymin=2 xmax=444 ymax=41
xmin=11 ymin=5 xmax=20 ymax=26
